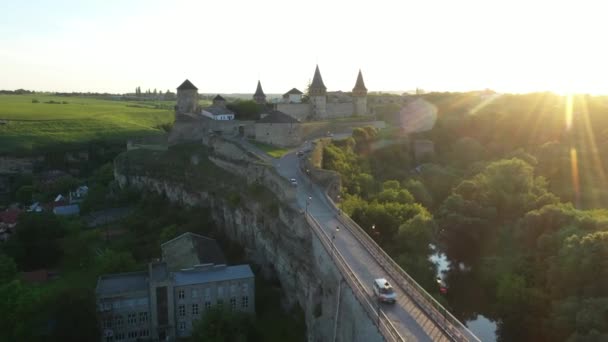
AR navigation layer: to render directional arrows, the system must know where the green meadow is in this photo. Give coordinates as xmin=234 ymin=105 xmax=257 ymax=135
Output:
xmin=0 ymin=95 xmax=175 ymax=154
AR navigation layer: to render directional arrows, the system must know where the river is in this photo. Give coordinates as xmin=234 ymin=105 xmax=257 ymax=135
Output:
xmin=430 ymin=250 xmax=498 ymax=342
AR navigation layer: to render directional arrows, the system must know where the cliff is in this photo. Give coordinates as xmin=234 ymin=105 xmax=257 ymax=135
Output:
xmin=113 ymin=143 xmax=384 ymax=342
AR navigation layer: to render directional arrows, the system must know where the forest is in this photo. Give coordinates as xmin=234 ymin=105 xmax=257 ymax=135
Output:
xmin=322 ymin=92 xmax=608 ymax=342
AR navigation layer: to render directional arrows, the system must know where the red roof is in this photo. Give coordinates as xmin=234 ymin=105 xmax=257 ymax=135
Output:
xmin=0 ymin=208 xmax=21 ymax=225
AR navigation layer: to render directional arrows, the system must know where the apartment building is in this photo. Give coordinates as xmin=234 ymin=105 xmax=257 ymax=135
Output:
xmin=96 ymin=233 xmax=255 ymax=341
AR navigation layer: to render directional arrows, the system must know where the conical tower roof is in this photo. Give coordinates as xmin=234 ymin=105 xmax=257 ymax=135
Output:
xmin=177 ymin=79 xmax=197 ymax=90
xmin=309 ymin=65 xmax=326 ymax=94
xmin=353 ymin=69 xmax=367 ymax=92
xmin=254 ymin=80 xmax=265 ymax=97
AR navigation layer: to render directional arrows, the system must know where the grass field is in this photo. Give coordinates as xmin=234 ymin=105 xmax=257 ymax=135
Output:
xmin=0 ymin=94 xmax=175 ymax=154
xmin=248 ymin=140 xmax=290 ymax=158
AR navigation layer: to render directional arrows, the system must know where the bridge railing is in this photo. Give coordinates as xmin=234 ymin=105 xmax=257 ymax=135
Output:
xmin=304 ymin=213 xmax=405 ymax=342
xmin=326 ymin=192 xmax=481 ymax=342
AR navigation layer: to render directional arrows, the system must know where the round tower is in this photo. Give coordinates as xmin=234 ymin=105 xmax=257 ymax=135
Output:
xmin=176 ymin=79 xmax=198 ymax=116
xmin=352 ymin=69 xmax=368 ymax=116
xmin=309 ymin=65 xmax=327 ymax=119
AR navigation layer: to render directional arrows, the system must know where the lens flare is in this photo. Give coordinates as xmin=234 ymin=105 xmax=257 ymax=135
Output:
xmin=565 ymin=94 xmax=573 ymax=131
xmin=570 ymin=147 xmax=580 ymax=207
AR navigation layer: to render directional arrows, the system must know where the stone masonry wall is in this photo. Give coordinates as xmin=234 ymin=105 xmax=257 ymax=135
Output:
xmin=276 ymin=103 xmax=311 ymax=121
xmin=113 ymin=163 xmax=384 ymax=342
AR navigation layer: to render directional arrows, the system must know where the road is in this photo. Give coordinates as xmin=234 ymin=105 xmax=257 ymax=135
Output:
xmin=275 ymin=148 xmax=451 ymax=342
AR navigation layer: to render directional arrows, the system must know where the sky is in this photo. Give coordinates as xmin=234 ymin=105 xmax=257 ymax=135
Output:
xmin=1 ymin=0 xmax=607 ymax=94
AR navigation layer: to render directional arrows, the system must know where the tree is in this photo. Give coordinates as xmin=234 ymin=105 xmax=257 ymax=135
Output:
xmin=0 ymin=253 xmax=17 ymax=283
xmin=190 ymin=307 xmax=260 ymax=342
xmin=49 ymin=287 xmax=100 ymax=342
xmin=15 ymin=185 xmax=34 ymax=204
xmin=95 ymin=249 xmax=137 ymax=274
xmin=2 ymin=212 xmax=65 ymax=270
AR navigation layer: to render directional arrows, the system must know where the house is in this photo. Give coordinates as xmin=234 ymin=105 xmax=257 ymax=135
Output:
xmin=53 ymin=204 xmax=80 ymax=216
xmin=201 ymin=106 xmax=235 ymax=121
xmin=21 ymin=269 xmax=58 ymax=284
xmin=27 ymin=202 xmax=44 ymax=213
xmin=95 ymin=232 xmax=255 ymax=341
xmin=69 ymin=185 xmax=89 ymax=204
xmin=201 ymin=95 xmax=235 ymax=121
xmin=282 ymin=88 xmax=303 ymax=103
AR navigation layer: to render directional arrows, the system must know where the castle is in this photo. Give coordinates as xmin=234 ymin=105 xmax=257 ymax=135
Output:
xmin=268 ymin=65 xmax=370 ymax=121
xmin=169 ymin=65 xmax=378 ymax=147
xmin=175 ymin=65 xmax=370 ymax=122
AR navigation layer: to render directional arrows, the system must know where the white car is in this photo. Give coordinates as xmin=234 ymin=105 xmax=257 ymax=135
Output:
xmin=290 ymin=178 xmax=298 ymax=186
xmin=373 ymin=278 xmax=396 ymax=304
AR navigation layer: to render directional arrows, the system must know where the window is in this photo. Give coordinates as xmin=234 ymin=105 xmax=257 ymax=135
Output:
xmin=114 ymin=332 xmax=124 ymax=341
xmin=179 ymin=321 xmax=186 ymax=331
xmin=242 ymin=283 xmax=249 ymax=295
xmin=230 ymin=284 xmax=236 ymax=295
xmin=103 ymin=318 xmax=112 ymax=328
xmin=114 ymin=315 xmax=123 ymax=327
xmin=205 ymin=301 xmax=211 ymax=310
xmin=105 ymin=336 xmax=113 ymax=342
xmin=139 ymin=311 xmax=148 ymax=323
xmin=218 ymin=286 xmax=224 ymax=298
xmin=139 ymin=329 xmax=149 ymax=337
xmin=217 ymin=299 xmax=223 ymax=308
xmin=127 ymin=313 xmax=136 ymax=324
xmin=128 ymin=331 xmax=137 ymax=338
xmin=192 ymin=289 xmax=198 ymax=298
xmin=204 ymin=288 xmax=211 ymax=300
xmin=242 ymin=296 xmax=249 ymax=309
xmin=178 ymin=304 xmax=186 ymax=317
xmin=192 ymin=304 xmax=199 ymax=315
xmin=178 ymin=289 xmax=185 ymax=299
xmin=230 ymin=297 xmax=236 ymax=310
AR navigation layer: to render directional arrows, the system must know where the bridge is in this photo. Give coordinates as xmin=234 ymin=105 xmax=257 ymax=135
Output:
xmin=275 ymin=146 xmax=480 ymax=342
xmin=227 ymin=135 xmax=480 ymax=341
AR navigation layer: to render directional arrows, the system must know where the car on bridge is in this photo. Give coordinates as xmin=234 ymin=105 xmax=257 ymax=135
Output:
xmin=290 ymin=178 xmax=298 ymax=186
xmin=373 ymin=278 xmax=396 ymax=304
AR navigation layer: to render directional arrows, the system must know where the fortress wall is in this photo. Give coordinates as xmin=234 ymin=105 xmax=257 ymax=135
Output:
xmin=326 ymin=103 xmax=354 ymax=118
xmin=253 ymin=123 xmax=303 ymax=147
xmin=276 ymin=103 xmax=311 ymax=121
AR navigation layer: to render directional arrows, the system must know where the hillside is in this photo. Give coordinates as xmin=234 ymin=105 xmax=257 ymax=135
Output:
xmin=0 ymin=95 xmax=174 ymax=154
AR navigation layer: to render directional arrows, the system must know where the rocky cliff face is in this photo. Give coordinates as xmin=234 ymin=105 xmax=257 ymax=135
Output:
xmin=114 ymin=149 xmax=383 ymax=342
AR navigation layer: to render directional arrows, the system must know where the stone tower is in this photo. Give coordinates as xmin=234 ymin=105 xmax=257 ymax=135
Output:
xmin=352 ymin=69 xmax=368 ymax=116
xmin=176 ymin=79 xmax=198 ymax=116
xmin=309 ymin=65 xmax=327 ymax=119
xmin=253 ymin=80 xmax=266 ymax=104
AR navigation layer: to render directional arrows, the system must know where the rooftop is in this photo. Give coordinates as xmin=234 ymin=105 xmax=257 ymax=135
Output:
xmin=174 ymin=264 xmax=254 ymax=287
xmin=177 ymin=79 xmax=198 ymax=90
xmin=96 ymin=271 xmax=149 ymax=297
xmin=353 ymin=69 xmax=367 ymax=92
xmin=284 ymin=88 xmax=303 ymax=96
xmin=213 ymin=94 xmax=226 ymax=101
xmin=161 ymin=232 xmax=227 ymax=271
xmin=254 ymin=80 xmax=265 ymax=97
xmin=310 ymin=65 xmax=327 ymax=92
xmin=204 ymin=106 xmax=235 ymax=116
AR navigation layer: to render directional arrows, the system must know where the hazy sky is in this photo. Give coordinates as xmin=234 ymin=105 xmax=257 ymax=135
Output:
xmin=1 ymin=0 xmax=607 ymax=94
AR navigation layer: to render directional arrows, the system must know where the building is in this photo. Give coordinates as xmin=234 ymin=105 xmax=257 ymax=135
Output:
xmin=253 ymin=80 xmax=266 ymax=104
xmin=282 ymin=88 xmax=303 ymax=103
xmin=201 ymin=95 xmax=235 ymax=121
xmin=254 ymin=110 xmax=302 ymax=147
xmin=276 ymin=65 xmax=371 ymax=120
xmin=175 ymin=80 xmax=199 ymax=117
xmin=96 ymin=233 xmax=255 ymax=341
